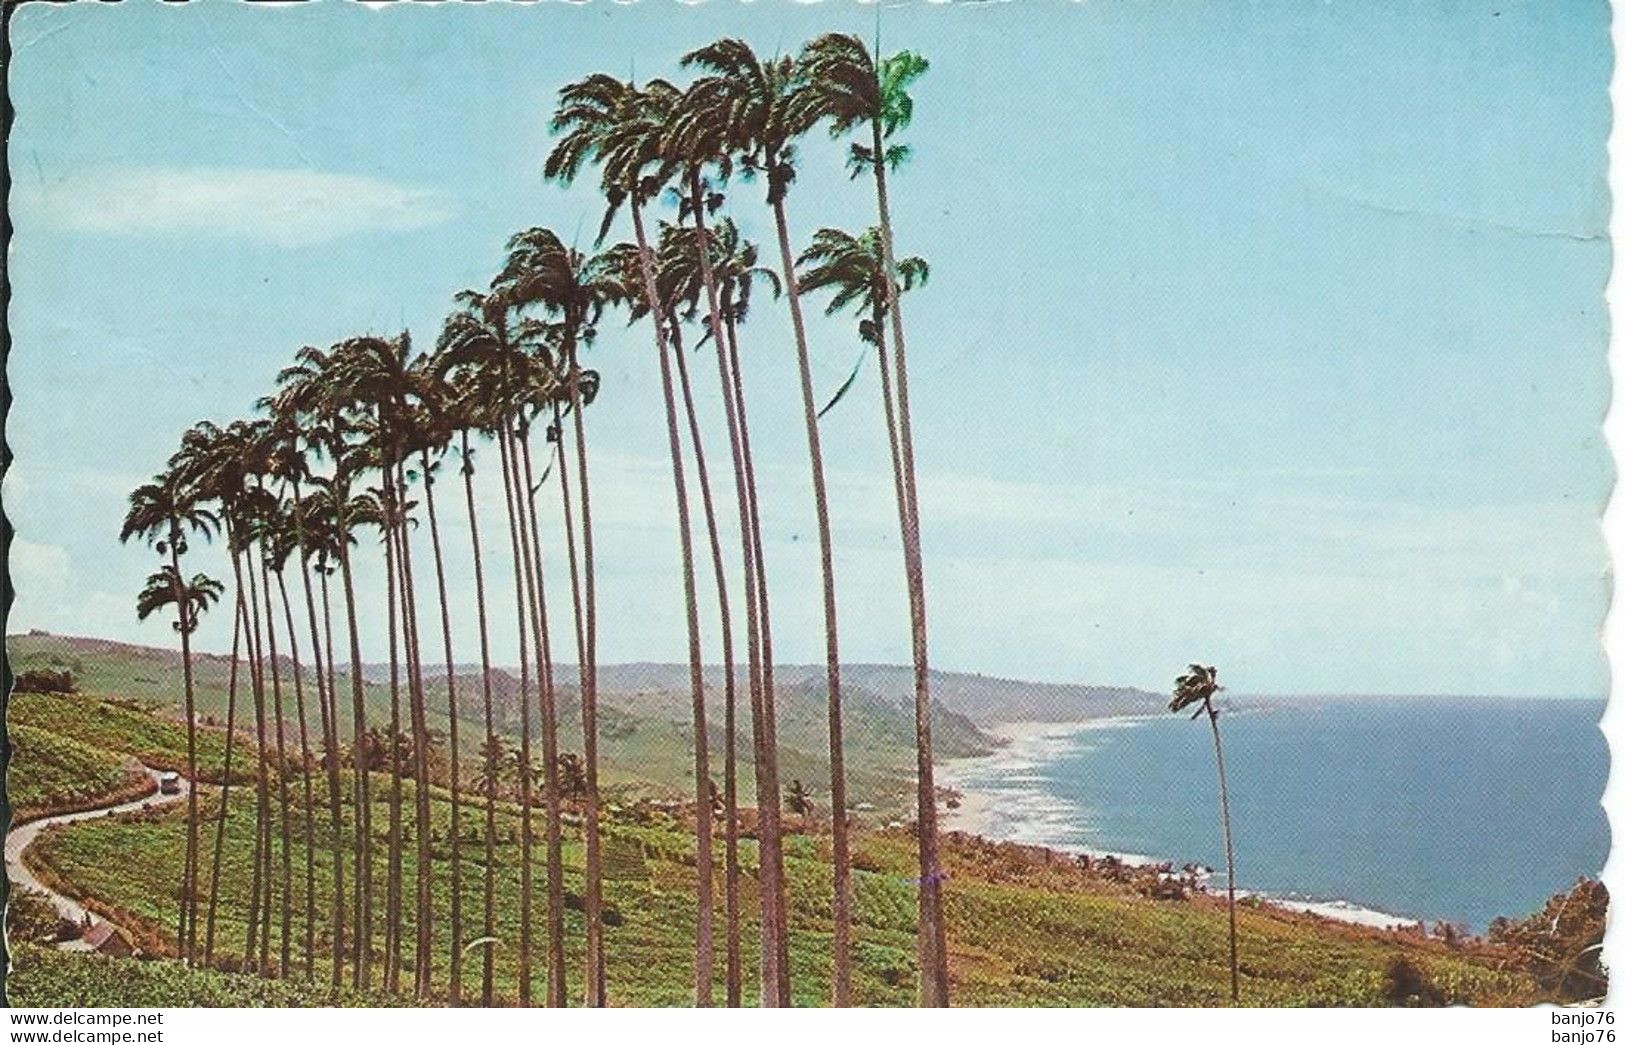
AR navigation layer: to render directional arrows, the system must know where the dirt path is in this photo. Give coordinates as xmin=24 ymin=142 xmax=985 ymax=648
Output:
xmin=6 ymin=764 xmax=191 ymax=950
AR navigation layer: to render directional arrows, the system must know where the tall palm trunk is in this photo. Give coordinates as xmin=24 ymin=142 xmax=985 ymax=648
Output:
xmin=769 ymin=192 xmax=852 ymax=1005
xmin=1205 ymin=698 xmax=1240 ymax=1003
xmin=336 ymin=532 xmax=374 ymax=989
xmin=379 ymin=467 xmax=406 ymax=994
xmin=313 ymin=560 xmax=347 ymax=989
xmin=204 ymin=575 xmax=245 ymax=967
xmin=558 ymin=337 xmax=607 ymax=1007
xmin=690 ymin=187 xmax=780 ymax=1005
xmin=552 ymin=386 xmax=604 ymax=1007
xmin=725 ymin=307 xmax=791 ymax=1006
xmin=393 ymin=460 xmax=436 ymax=999
xmin=273 ymin=568 xmax=318 ymax=981
xmin=870 ymin=123 xmax=949 ymax=1006
xmin=290 ymin=484 xmax=346 ymax=990
xmin=255 ymin=547 xmax=294 ymax=978
xmin=419 ymin=450 xmax=463 ymax=1002
xmin=496 ymin=426 xmax=537 ymax=1006
xmin=631 ymin=200 xmax=714 ymax=1005
xmin=241 ymin=547 xmax=273 ymax=975
xmin=669 ymin=309 xmax=740 ymax=1006
xmin=519 ymin=432 xmax=568 ymax=1008
xmin=459 ymin=429 xmax=501 ymax=1007
xmin=869 ymin=311 xmax=944 ymax=1003
xmin=166 ymin=528 xmax=201 ymax=963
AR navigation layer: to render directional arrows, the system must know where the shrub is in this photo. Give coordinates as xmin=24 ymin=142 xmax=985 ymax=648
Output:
xmin=14 ymin=669 xmax=78 ymax=695
xmin=7 ymin=888 xmax=71 ymax=945
xmin=1382 ymin=957 xmax=1445 ymax=1006
xmin=1488 ymin=877 xmax=1608 ymax=1002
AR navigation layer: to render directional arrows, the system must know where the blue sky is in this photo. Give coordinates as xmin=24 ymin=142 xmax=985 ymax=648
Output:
xmin=5 ymin=0 xmax=1611 ymax=696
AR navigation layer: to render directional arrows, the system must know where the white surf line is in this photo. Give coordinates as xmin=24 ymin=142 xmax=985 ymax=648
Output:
xmin=6 ymin=763 xmax=191 ymax=950
xmin=939 ymin=719 xmax=1424 ymax=931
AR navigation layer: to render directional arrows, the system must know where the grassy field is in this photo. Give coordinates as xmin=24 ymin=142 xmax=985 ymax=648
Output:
xmin=8 ymin=724 xmax=151 ymax=823
xmin=9 ymin=690 xmax=248 ymax=785
xmin=16 ymin=775 xmax=1534 ymax=1006
xmin=7 ymin=944 xmax=411 ymax=1008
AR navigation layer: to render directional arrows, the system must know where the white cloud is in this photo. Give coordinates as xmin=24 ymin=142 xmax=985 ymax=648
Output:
xmin=17 ymin=167 xmax=455 ymax=247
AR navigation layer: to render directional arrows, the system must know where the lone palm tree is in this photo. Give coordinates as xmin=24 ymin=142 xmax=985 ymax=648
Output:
xmin=121 ymin=472 xmax=220 ymax=962
xmin=684 ymin=37 xmax=854 ymax=1006
xmin=786 ymin=779 xmax=814 ymax=820
xmin=798 ymin=33 xmax=947 ymax=1006
xmin=1171 ymin=663 xmax=1240 ymax=1004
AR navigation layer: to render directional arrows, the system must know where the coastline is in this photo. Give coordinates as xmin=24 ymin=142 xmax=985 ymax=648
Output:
xmin=937 ymin=718 xmax=1423 ymax=932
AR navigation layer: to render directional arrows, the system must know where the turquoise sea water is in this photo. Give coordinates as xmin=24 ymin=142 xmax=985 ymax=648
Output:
xmin=943 ymin=698 xmax=1608 ymax=929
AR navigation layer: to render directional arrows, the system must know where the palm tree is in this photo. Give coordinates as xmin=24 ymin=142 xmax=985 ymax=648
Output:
xmin=683 ymin=37 xmax=854 ymax=1006
xmin=202 ymin=574 xmax=246 ymax=968
xmin=441 ymin=289 xmax=550 ymax=1005
xmin=257 ymin=420 xmax=330 ymax=983
xmin=548 ymin=71 xmax=716 ymax=1006
xmin=556 ymin=753 xmax=588 ymax=800
xmin=120 ymin=471 xmax=220 ymax=963
xmin=260 ymin=501 xmax=322 ymax=982
xmin=317 ymin=464 xmax=381 ymax=989
xmin=703 ymin=218 xmax=792 ymax=1005
xmin=326 ymin=332 xmax=438 ymax=995
xmin=498 ymin=347 xmax=570 ymax=1010
xmin=167 ymin=421 xmax=275 ymax=975
xmin=606 ymin=228 xmax=744 ymax=1007
xmin=402 ymin=359 xmax=469 ymax=1004
xmin=262 ymin=377 xmax=350 ymax=988
xmin=300 ymin=491 xmax=351 ymax=986
xmin=1171 ymin=663 xmax=1239 ymax=1004
xmin=798 ymin=35 xmax=946 ymax=1003
xmin=275 ymin=348 xmax=376 ymax=987
xmin=241 ymin=479 xmax=298 ymax=980
xmin=655 ymin=220 xmax=747 ymax=1007
xmin=133 ymin=563 xmax=222 ymax=956
xmin=786 ymin=779 xmax=814 ymax=820
xmin=495 ymin=229 xmax=622 ymax=1008
xmin=276 ymin=355 xmax=382 ymax=990
xmin=476 ymin=736 xmax=508 ymax=799
xmin=436 ymin=296 xmax=517 ymax=1006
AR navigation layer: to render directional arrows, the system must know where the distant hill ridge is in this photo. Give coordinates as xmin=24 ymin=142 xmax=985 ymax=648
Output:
xmin=10 ymin=630 xmax=1164 ymax=725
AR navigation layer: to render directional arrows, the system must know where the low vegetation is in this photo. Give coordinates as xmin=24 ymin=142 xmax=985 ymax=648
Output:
xmin=9 ymin=690 xmax=246 ymax=786
xmin=15 ymin=777 xmax=1537 ymax=1007
xmin=8 ymin=724 xmax=151 ymax=823
xmin=7 ymin=944 xmax=411 ymax=1008
xmin=1488 ymin=877 xmax=1609 ymax=1004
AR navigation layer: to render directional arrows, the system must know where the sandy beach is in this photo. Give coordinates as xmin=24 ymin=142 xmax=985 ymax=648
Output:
xmin=939 ymin=718 xmax=1422 ymax=931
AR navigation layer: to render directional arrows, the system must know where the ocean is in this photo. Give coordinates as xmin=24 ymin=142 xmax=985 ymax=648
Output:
xmin=940 ymin=698 xmax=1608 ymax=930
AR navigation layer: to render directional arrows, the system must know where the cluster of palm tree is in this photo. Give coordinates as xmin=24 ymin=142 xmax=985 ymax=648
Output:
xmin=121 ymin=34 xmax=948 ymax=1007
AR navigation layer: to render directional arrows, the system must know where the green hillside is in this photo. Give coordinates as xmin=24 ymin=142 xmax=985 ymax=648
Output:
xmin=8 ymin=725 xmax=149 ymax=823
xmin=16 ymin=777 xmax=1534 ymax=1007
xmin=7 ymin=632 xmax=991 ymax=817
xmin=4 ymin=635 xmax=1566 ymax=1008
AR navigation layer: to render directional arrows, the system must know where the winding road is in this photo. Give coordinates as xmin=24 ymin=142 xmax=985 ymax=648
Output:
xmin=6 ymin=764 xmax=191 ymax=950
